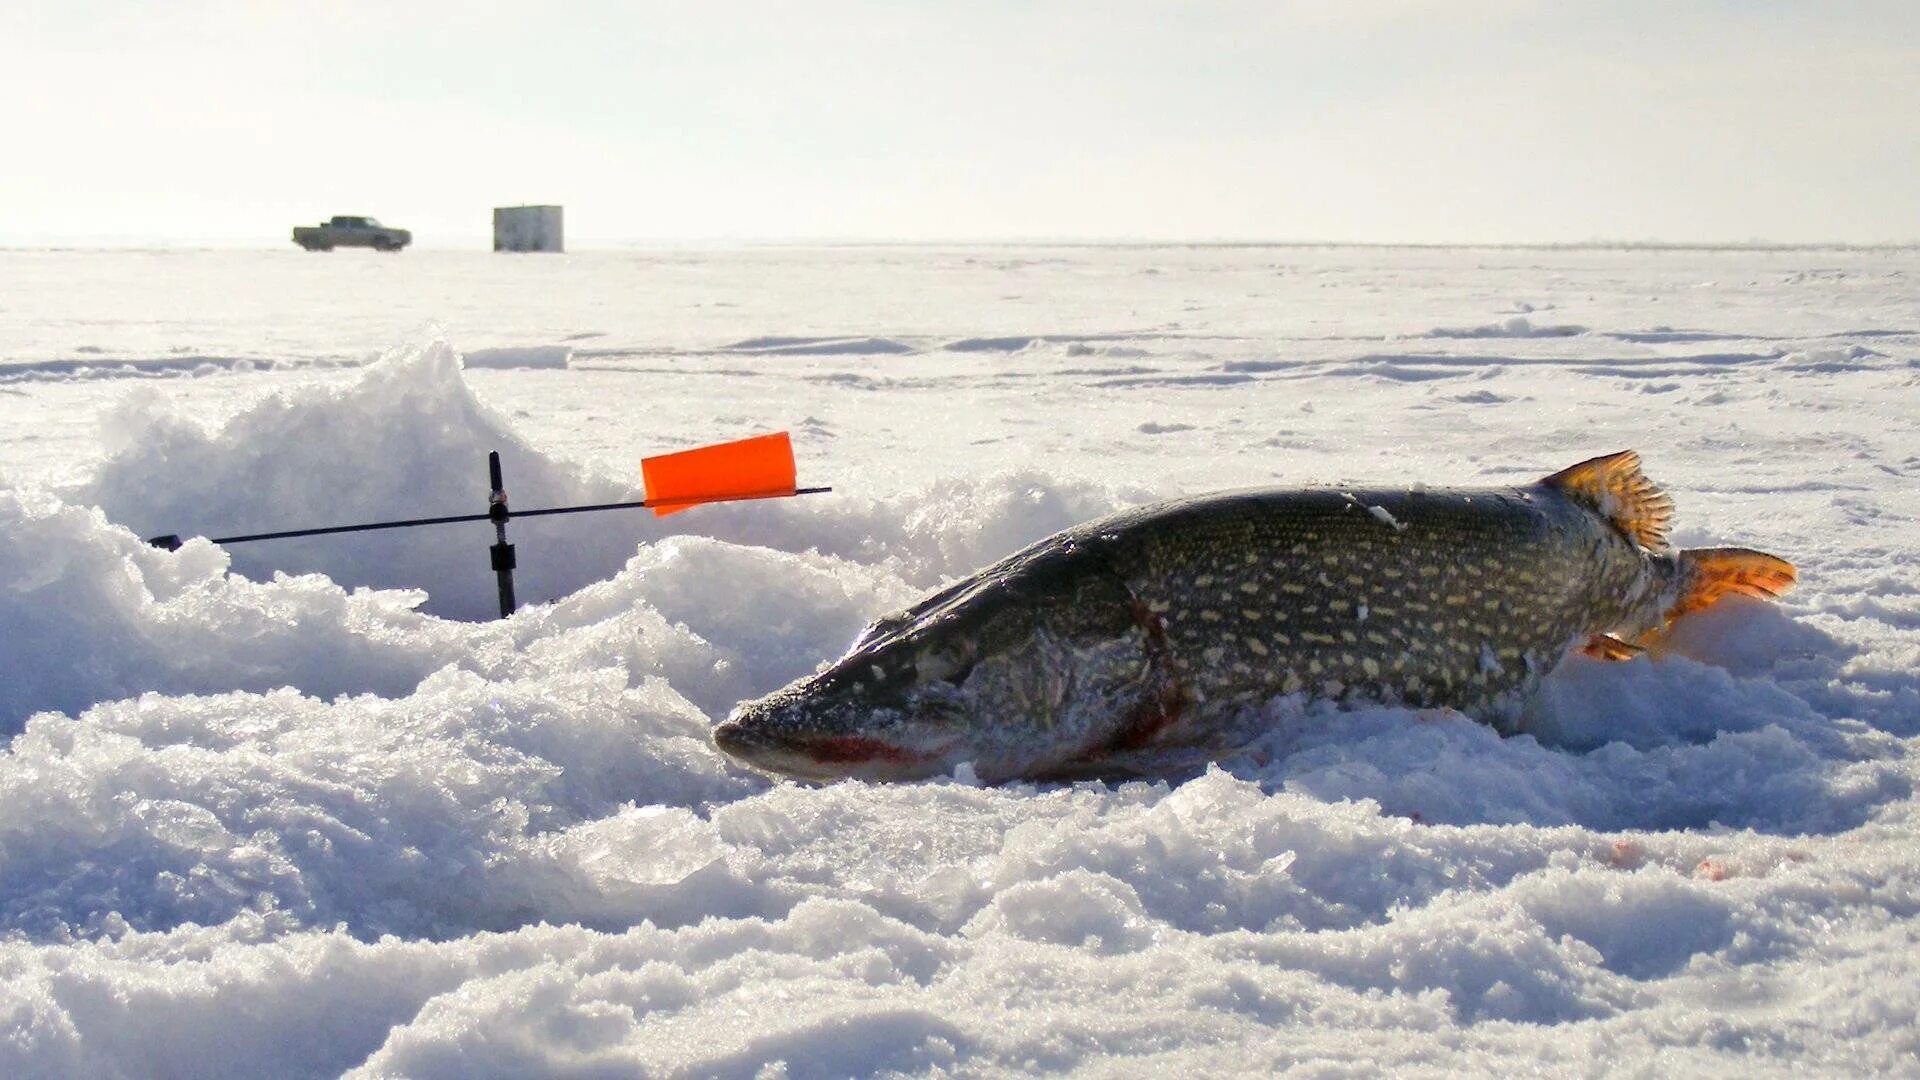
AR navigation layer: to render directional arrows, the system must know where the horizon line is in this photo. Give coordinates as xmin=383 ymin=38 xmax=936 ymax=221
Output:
xmin=4 ymin=236 xmax=1919 ymax=254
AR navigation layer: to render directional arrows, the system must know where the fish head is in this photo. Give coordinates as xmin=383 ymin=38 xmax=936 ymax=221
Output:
xmin=715 ymin=541 xmax=1150 ymax=782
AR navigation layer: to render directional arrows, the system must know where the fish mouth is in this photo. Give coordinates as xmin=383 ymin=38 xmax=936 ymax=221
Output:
xmin=712 ymin=714 xmax=946 ymax=782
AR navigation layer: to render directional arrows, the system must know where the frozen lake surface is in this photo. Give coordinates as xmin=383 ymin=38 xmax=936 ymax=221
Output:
xmin=1 ymin=245 xmax=1917 ymax=1076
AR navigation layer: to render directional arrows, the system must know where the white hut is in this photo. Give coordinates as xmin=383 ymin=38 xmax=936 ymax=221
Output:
xmin=493 ymin=205 xmax=564 ymax=253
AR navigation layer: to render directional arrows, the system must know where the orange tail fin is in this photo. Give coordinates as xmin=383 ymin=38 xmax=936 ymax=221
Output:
xmin=1670 ymin=547 xmax=1797 ymax=621
xmin=642 ymin=432 xmax=797 ymax=517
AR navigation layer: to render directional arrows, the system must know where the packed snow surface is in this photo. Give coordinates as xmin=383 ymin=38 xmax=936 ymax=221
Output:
xmin=1 ymin=245 xmax=1918 ymax=1076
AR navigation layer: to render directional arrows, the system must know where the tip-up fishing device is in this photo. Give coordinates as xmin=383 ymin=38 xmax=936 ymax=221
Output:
xmin=147 ymin=432 xmax=829 ymax=618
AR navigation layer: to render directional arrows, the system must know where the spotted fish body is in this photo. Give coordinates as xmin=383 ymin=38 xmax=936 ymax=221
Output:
xmin=715 ymin=453 xmax=1795 ymax=783
xmin=1105 ymin=484 xmax=1652 ymax=728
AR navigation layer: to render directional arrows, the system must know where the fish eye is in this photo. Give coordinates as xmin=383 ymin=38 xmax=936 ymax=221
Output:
xmin=855 ymin=661 xmax=923 ymax=697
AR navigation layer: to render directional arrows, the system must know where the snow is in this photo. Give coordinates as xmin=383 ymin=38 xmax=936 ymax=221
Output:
xmin=1 ymin=244 xmax=1918 ymax=1076
xmin=462 ymin=345 xmax=572 ymax=370
xmin=1367 ymin=504 xmax=1407 ymax=531
xmin=1424 ymin=315 xmax=1590 ymax=339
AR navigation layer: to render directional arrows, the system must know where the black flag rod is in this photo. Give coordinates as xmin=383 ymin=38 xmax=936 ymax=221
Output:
xmin=488 ymin=451 xmax=517 ymax=619
xmin=145 ymin=487 xmax=833 ymax=550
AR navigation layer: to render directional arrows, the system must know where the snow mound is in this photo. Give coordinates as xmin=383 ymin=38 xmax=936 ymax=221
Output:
xmin=461 ymin=345 xmax=572 ymax=369
xmin=74 ymin=337 xmax=634 ymax=621
xmin=1424 ymin=316 xmax=1588 ymax=339
xmin=63 ymin=336 xmax=1067 ymax=623
xmin=722 ymin=336 xmax=916 ymax=356
xmin=0 ymin=487 xmax=466 ymax=732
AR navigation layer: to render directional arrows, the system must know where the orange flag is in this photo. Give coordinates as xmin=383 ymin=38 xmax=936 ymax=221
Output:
xmin=642 ymin=432 xmax=798 ymax=517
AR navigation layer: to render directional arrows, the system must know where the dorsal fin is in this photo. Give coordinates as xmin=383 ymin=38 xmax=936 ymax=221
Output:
xmin=1540 ymin=450 xmax=1674 ymax=551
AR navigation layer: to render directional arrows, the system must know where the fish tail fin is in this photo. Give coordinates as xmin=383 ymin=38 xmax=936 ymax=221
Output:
xmin=1541 ymin=450 xmax=1675 ymax=551
xmin=1669 ymin=547 xmax=1797 ymax=621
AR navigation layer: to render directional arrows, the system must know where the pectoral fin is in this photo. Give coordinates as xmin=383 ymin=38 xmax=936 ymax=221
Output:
xmin=1582 ymin=634 xmax=1646 ymax=662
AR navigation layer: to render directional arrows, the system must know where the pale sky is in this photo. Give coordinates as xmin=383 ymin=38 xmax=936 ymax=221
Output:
xmin=4 ymin=1 xmax=1917 ymax=246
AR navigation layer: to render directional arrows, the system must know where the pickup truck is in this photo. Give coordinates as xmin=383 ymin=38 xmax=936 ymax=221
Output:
xmin=292 ymin=216 xmax=412 ymax=252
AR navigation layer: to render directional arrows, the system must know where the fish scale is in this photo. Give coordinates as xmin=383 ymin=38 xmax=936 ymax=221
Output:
xmin=716 ymin=452 xmax=1797 ymax=783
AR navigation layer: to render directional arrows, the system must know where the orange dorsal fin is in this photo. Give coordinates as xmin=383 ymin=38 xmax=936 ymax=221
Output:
xmin=642 ymin=432 xmax=797 ymax=517
xmin=1669 ymin=547 xmax=1797 ymax=621
xmin=1541 ymin=450 xmax=1675 ymax=551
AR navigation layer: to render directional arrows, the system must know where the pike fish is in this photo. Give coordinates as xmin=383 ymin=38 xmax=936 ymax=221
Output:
xmin=714 ymin=452 xmax=1796 ymax=783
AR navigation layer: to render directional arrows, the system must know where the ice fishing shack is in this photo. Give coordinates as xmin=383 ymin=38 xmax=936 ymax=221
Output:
xmin=493 ymin=205 xmax=564 ymax=253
